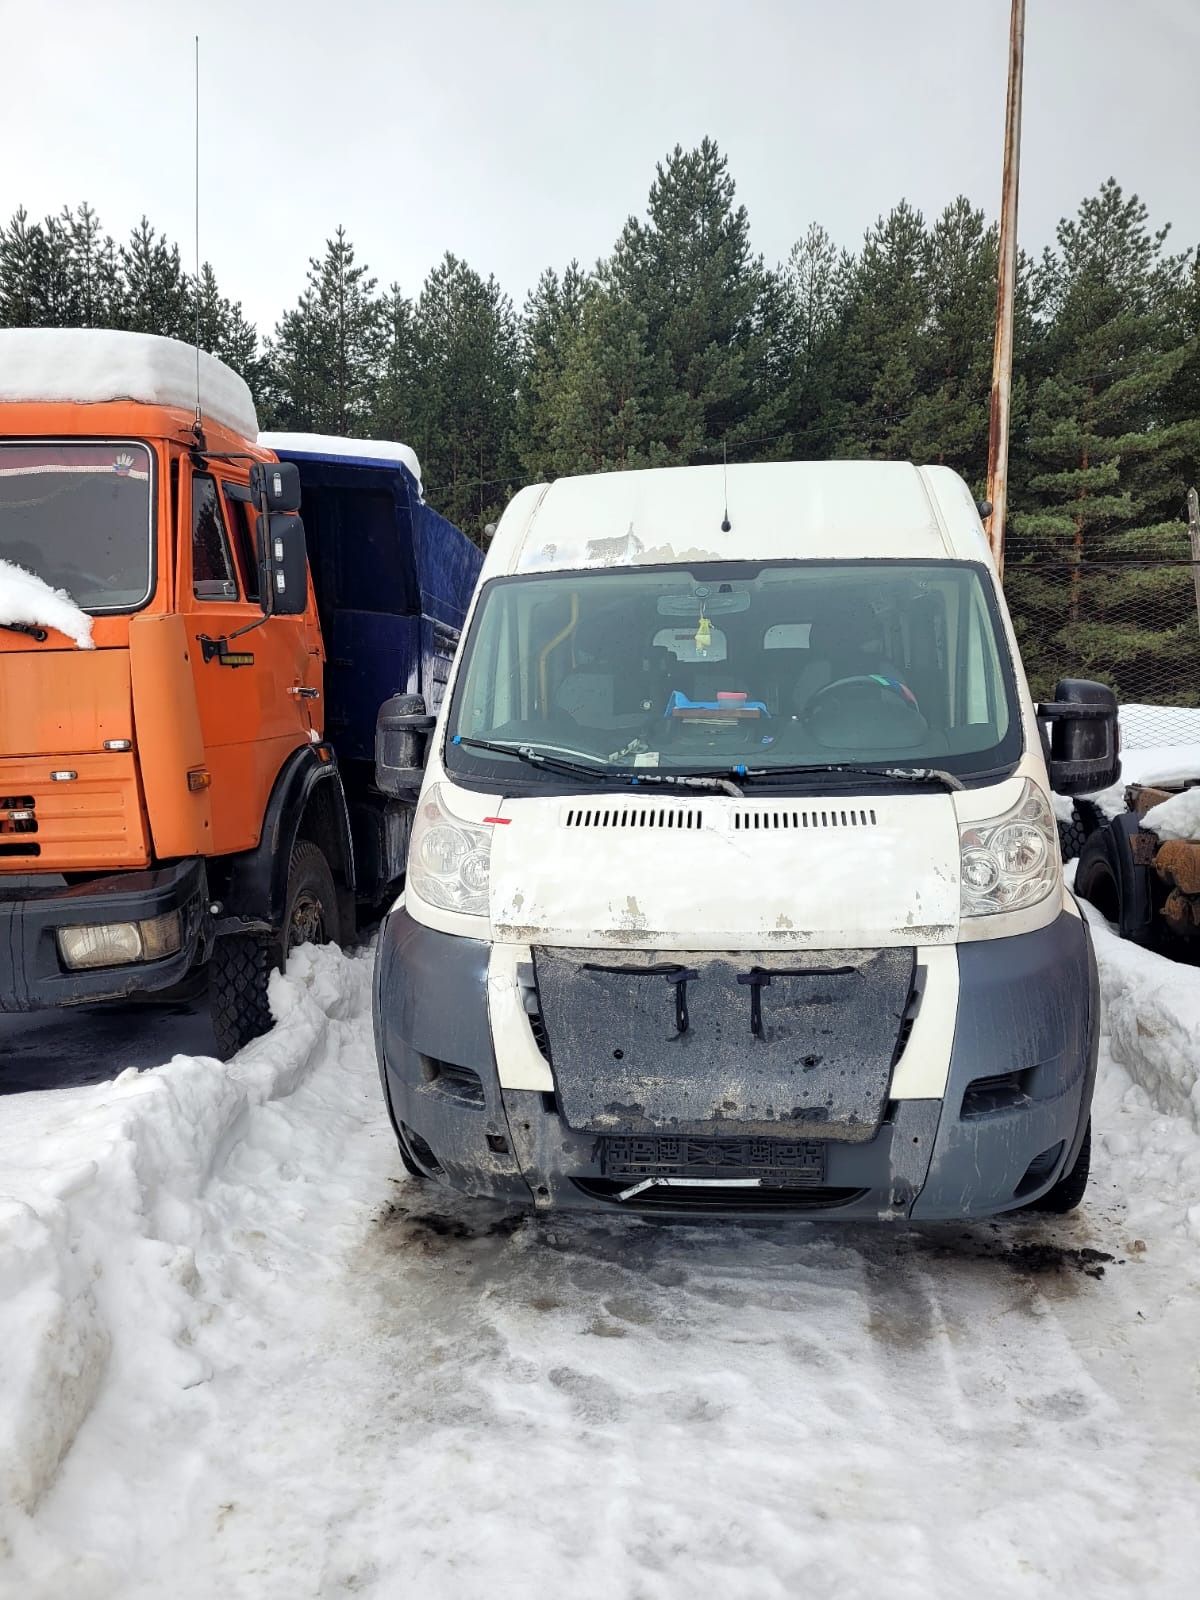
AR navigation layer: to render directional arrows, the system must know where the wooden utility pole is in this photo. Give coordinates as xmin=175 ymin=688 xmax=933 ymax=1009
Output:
xmin=985 ymin=0 xmax=1026 ymax=579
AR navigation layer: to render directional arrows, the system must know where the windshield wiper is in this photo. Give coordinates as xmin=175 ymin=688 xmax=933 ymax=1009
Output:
xmin=0 ymin=620 xmax=49 ymax=642
xmin=453 ymin=736 xmax=744 ymax=797
xmin=736 ymin=762 xmax=965 ymax=793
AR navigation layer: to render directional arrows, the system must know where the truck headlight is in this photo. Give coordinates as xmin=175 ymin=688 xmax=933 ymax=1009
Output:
xmin=57 ymin=910 xmax=183 ymax=970
xmin=960 ymin=779 xmax=1058 ymax=917
xmin=408 ymin=784 xmax=492 ymax=916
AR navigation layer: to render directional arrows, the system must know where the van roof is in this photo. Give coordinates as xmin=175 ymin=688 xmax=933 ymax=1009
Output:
xmin=484 ymin=460 xmax=993 ymax=578
xmin=0 ymin=328 xmax=258 ymax=440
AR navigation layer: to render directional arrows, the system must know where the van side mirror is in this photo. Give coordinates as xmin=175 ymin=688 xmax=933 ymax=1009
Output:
xmin=376 ymin=693 xmax=436 ymax=798
xmin=249 ymin=460 xmax=302 ymax=513
xmin=259 ymin=511 xmax=309 ymax=616
xmin=1037 ymin=678 xmax=1120 ymax=796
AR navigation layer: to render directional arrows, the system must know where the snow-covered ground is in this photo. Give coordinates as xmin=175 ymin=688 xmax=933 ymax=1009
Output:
xmin=2 ymin=928 xmax=1199 ymax=1600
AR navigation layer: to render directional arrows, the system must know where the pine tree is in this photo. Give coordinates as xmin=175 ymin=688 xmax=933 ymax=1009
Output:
xmin=607 ymin=138 xmax=773 ymax=461
xmin=515 ymin=261 xmax=590 ymax=477
xmin=261 ymin=226 xmax=381 ymax=433
xmin=372 ymin=283 xmax=420 ymax=442
xmin=1006 ymin=181 xmax=1200 ymax=700
xmin=0 ymin=206 xmax=47 ymax=325
xmin=118 ymin=218 xmax=189 ymax=337
xmin=411 ymin=252 xmax=519 ymax=532
xmin=833 ymin=200 xmax=929 ymax=458
xmin=61 ymin=203 xmax=120 ymax=326
xmin=188 ymin=261 xmax=260 ymax=386
xmin=778 ymin=223 xmax=853 ymax=458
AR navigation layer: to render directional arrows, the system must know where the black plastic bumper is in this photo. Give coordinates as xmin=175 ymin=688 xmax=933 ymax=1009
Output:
xmin=373 ymin=907 xmax=1100 ymax=1221
xmin=0 ymin=859 xmax=210 ymax=1011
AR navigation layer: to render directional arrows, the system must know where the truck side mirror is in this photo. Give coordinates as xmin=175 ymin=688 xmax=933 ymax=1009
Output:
xmin=249 ymin=460 xmax=302 ymax=513
xmin=376 ymin=693 xmax=436 ymax=798
xmin=259 ymin=511 xmax=309 ymax=616
xmin=1037 ymin=678 xmax=1120 ymax=796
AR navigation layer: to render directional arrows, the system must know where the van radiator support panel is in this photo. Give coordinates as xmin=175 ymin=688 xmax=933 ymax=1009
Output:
xmin=533 ymin=945 xmax=915 ymax=1141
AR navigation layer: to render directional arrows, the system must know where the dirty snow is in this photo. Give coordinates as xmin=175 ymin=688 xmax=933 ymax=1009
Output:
xmin=259 ymin=432 xmax=423 ymax=493
xmin=0 ymin=558 xmax=94 ymax=648
xmin=1 ymin=937 xmax=1199 ymax=1599
xmin=0 ymin=328 xmax=258 ymax=440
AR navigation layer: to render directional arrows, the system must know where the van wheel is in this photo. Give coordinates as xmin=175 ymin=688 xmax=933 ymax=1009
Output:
xmin=209 ymin=841 xmax=341 ymax=1060
xmin=1024 ymin=1119 xmax=1091 ymax=1214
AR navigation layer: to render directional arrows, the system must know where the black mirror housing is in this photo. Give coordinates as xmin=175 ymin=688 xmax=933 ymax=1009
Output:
xmin=376 ymin=693 xmax=436 ymax=798
xmin=1038 ymin=678 xmax=1121 ymax=796
xmin=260 ymin=510 xmax=309 ymax=616
xmin=250 ymin=460 xmax=302 ymax=513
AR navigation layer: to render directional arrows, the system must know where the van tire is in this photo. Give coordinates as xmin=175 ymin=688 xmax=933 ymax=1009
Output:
xmin=209 ymin=841 xmax=341 ymax=1060
xmin=1025 ymin=1119 xmax=1091 ymax=1214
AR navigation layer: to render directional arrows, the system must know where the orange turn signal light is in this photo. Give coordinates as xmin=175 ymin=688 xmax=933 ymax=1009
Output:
xmin=187 ymin=768 xmax=212 ymax=792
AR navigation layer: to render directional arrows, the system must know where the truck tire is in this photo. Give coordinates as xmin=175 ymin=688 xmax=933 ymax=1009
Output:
xmin=209 ymin=841 xmax=341 ymax=1059
xmin=1074 ymin=828 xmax=1124 ymax=926
xmin=1024 ymin=1119 xmax=1091 ymax=1214
xmin=1057 ymin=799 xmax=1104 ymax=863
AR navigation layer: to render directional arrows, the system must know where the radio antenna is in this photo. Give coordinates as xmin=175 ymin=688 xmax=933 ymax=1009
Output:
xmin=721 ymin=440 xmax=732 ymax=532
xmin=192 ymin=34 xmax=203 ymax=441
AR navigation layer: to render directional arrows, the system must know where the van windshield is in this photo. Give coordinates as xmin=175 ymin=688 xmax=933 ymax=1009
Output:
xmin=446 ymin=561 xmax=1023 ymax=785
xmin=0 ymin=441 xmax=154 ymax=612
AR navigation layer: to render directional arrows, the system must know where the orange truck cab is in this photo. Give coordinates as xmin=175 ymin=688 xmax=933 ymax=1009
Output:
xmin=0 ymin=329 xmax=480 ymax=1054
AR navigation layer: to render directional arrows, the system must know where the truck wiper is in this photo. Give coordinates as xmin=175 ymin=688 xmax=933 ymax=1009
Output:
xmin=453 ymin=736 xmax=744 ymax=796
xmin=736 ymin=762 xmax=964 ymax=793
xmin=0 ymin=620 xmax=49 ymax=641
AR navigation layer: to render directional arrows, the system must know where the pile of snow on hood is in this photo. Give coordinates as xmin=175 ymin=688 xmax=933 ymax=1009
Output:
xmin=0 ymin=560 xmax=93 ymax=649
xmin=0 ymin=328 xmax=258 ymax=440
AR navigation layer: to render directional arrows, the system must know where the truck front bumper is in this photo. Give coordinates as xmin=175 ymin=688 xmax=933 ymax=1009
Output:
xmin=373 ymin=908 xmax=1100 ymax=1222
xmin=0 ymin=859 xmax=210 ymax=1011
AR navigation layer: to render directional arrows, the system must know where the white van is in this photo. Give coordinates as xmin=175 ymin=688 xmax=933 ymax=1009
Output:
xmin=372 ymin=461 xmax=1119 ymax=1219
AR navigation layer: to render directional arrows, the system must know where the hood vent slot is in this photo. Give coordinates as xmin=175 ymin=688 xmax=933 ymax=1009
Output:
xmin=564 ymin=805 xmax=704 ymax=830
xmin=732 ymin=807 xmax=878 ymax=831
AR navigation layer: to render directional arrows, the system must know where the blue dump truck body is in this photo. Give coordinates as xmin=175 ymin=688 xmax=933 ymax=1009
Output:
xmin=262 ymin=433 xmax=483 ymax=900
xmin=265 ymin=437 xmax=482 ymax=765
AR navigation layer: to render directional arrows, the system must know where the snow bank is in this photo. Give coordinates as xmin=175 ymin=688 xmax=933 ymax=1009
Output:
xmin=1073 ymin=885 xmax=1200 ymax=1131
xmin=0 ymin=944 xmax=370 ymax=1526
xmin=0 ymin=328 xmax=258 ymax=440
xmin=259 ymin=431 xmax=423 ymax=493
xmin=0 ymin=559 xmax=94 ymax=649
xmin=1140 ymin=786 xmax=1200 ymax=842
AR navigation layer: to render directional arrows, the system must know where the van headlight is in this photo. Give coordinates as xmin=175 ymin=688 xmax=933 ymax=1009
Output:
xmin=407 ymin=783 xmax=492 ymax=916
xmin=959 ymin=779 xmax=1058 ymax=917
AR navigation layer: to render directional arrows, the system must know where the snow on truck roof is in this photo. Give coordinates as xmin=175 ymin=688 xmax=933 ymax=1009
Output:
xmin=487 ymin=460 xmax=993 ymax=577
xmin=0 ymin=328 xmax=259 ymax=440
xmin=258 ymin=432 xmax=423 ymax=493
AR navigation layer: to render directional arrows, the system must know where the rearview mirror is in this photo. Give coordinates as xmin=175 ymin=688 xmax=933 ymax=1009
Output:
xmin=1037 ymin=678 xmax=1120 ymax=796
xmin=249 ymin=460 xmax=302 ymax=513
xmin=260 ymin=511 xmax=308 ymax=617
xmin=376 ymin=693 xmax=436 ymax=798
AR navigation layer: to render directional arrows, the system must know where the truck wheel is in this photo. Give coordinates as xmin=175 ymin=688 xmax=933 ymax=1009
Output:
xmin=1074 ymin=830 xmax=1123 ymax=925
xmin=1057 ymin=799 xmax=1104 ymax=862
xmin=1024 ymin=1119 xmax=1091 ymax=1214
xmin=209 ymin=841 xmax=341 ymax=1059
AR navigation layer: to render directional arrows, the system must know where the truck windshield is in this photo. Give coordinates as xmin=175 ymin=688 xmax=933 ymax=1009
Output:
xmin=0 ymin=441 xmax=154 ymax=612
xmin=446 ymin=561 xmax=1023 ymax=785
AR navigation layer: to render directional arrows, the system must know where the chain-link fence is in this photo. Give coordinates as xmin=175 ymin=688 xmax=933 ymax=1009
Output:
xmin=1005 ymin=554 xmax=1200 ymax=748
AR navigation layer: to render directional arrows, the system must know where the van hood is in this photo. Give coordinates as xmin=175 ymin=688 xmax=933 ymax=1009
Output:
xmin=487 ymin=791 xmax=961 ymax=950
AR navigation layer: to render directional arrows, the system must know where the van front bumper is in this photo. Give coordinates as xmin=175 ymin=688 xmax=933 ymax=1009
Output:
xmin=0 ymin=859 xmax=210 ymax=1011
xmin=373 ymin=908 xmax=1100 ymax=1221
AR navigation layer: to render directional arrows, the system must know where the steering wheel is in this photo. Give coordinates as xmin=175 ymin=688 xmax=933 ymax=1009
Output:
xmin=801 ymin=674 xmax=918 ymax=727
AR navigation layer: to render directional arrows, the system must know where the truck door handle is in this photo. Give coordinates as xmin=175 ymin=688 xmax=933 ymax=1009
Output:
xmin=288 ymin=685 xmax=320 ymax=700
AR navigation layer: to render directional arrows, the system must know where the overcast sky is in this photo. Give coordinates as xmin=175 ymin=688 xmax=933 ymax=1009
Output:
xmin=2 ymin=0 xmax=1197 ymax=333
